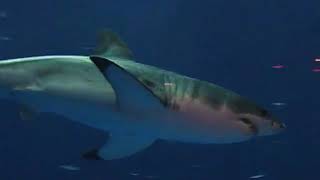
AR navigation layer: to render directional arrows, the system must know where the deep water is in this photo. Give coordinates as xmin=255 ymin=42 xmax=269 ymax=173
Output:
xmin=0 ymin=0 xmax=319 ymax=179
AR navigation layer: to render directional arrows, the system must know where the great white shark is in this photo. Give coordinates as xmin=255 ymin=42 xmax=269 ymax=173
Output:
xmin=0 ymin=31 xmax=285 ymax=160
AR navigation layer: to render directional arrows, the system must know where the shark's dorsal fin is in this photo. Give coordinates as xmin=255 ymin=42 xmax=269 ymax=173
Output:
xmin=93 ymin=29 xmax=133 ymax=60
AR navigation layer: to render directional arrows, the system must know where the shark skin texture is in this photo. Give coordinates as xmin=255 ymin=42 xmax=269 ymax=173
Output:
xmin=0 ymin=31 xmax=285 ymax=160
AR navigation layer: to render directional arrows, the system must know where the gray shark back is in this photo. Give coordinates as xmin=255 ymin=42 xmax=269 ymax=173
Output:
xmin=106 ymin=57 xmax=263 ymax=116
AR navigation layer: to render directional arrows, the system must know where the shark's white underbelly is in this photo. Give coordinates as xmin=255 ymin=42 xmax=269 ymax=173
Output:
xmin=12 ymin=87 xmax=252 ymax=144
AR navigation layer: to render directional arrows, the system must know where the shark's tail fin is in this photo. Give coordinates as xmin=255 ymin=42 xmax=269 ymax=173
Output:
xmin=93 ymin=29 xmax=133 ymax=60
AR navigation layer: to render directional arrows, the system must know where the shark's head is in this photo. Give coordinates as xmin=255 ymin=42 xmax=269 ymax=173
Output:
xmin=237 ymin=110 xmax=285 ymax=136
xmin=229 ymin=96 xmax=286 ymax=137
xmin=188 ymin=87 xmax=287 ymax=143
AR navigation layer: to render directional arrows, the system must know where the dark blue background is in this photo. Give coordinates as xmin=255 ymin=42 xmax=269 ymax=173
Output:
xmin=0 ymin=0 xmax=319 ymax=179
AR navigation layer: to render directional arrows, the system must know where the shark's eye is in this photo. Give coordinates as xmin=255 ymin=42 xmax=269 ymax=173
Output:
xmin=260 ymin=109 xmax=269 ymax=117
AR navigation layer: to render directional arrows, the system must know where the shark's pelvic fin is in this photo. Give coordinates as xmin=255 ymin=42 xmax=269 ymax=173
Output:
xmin=19 ymin=104 xmax=37 ymax=121
xmin=90 ymin=56 xmax=165 ymax=113
xmin=83 ymin=134 xmax=155 ymax=160
xmin=93 ymin=29 xmax=133 ymax=60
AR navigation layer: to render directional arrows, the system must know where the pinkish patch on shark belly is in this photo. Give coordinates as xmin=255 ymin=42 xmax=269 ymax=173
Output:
xmin=158 ymin=98 xmax=254 ymax=144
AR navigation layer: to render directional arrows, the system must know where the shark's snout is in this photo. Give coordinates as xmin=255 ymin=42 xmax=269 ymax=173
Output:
xmin=238 ymin=112 xmax=286 ymax=137
xmin=271 ymin=120 xmax=286 ymax=134
xmin=254 ymin=118 xmax=286 ymax=136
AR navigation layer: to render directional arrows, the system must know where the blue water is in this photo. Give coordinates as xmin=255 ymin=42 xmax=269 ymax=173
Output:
xmin=0 ymin=0 xmax=319 ymax=179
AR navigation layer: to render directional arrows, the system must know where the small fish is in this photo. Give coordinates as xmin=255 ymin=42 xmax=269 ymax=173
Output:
xmin=59 ymin=165 xmax=80 ymax=171
xmin=315 ymin=58 xmax=320 ymax=62
xmin=191 ymin=164 xmax=201 ymax=168
xmin=312 ymin=68 xmax=320 ymax=72
xmin=0 ymin=11 xmax=7 ymax=18
xmin=144 ymin=175 xmax=159 ymax=179
xmin=249 ymin=174 xmax=265 ymax=179
xmin=129 ymin=172 xmax=140 ymax=176
xmin=81 ymin=46 xmax=95 ymax=50
xmin=0 ymin=36 xmax=12 ymax=41
xmin=271 ymin=102 xmax=287 ymax=106
xmin=271 ymin=140 xmax=287 ymax=145
xmin=272 ymin=65 xmax=285 ymax=69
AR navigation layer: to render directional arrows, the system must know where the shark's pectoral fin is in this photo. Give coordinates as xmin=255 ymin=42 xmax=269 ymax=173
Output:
xmin=90 ymin=56 xmax=165 ymax=113
xmin=82 ymin=134 xmax=155 ymax=160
